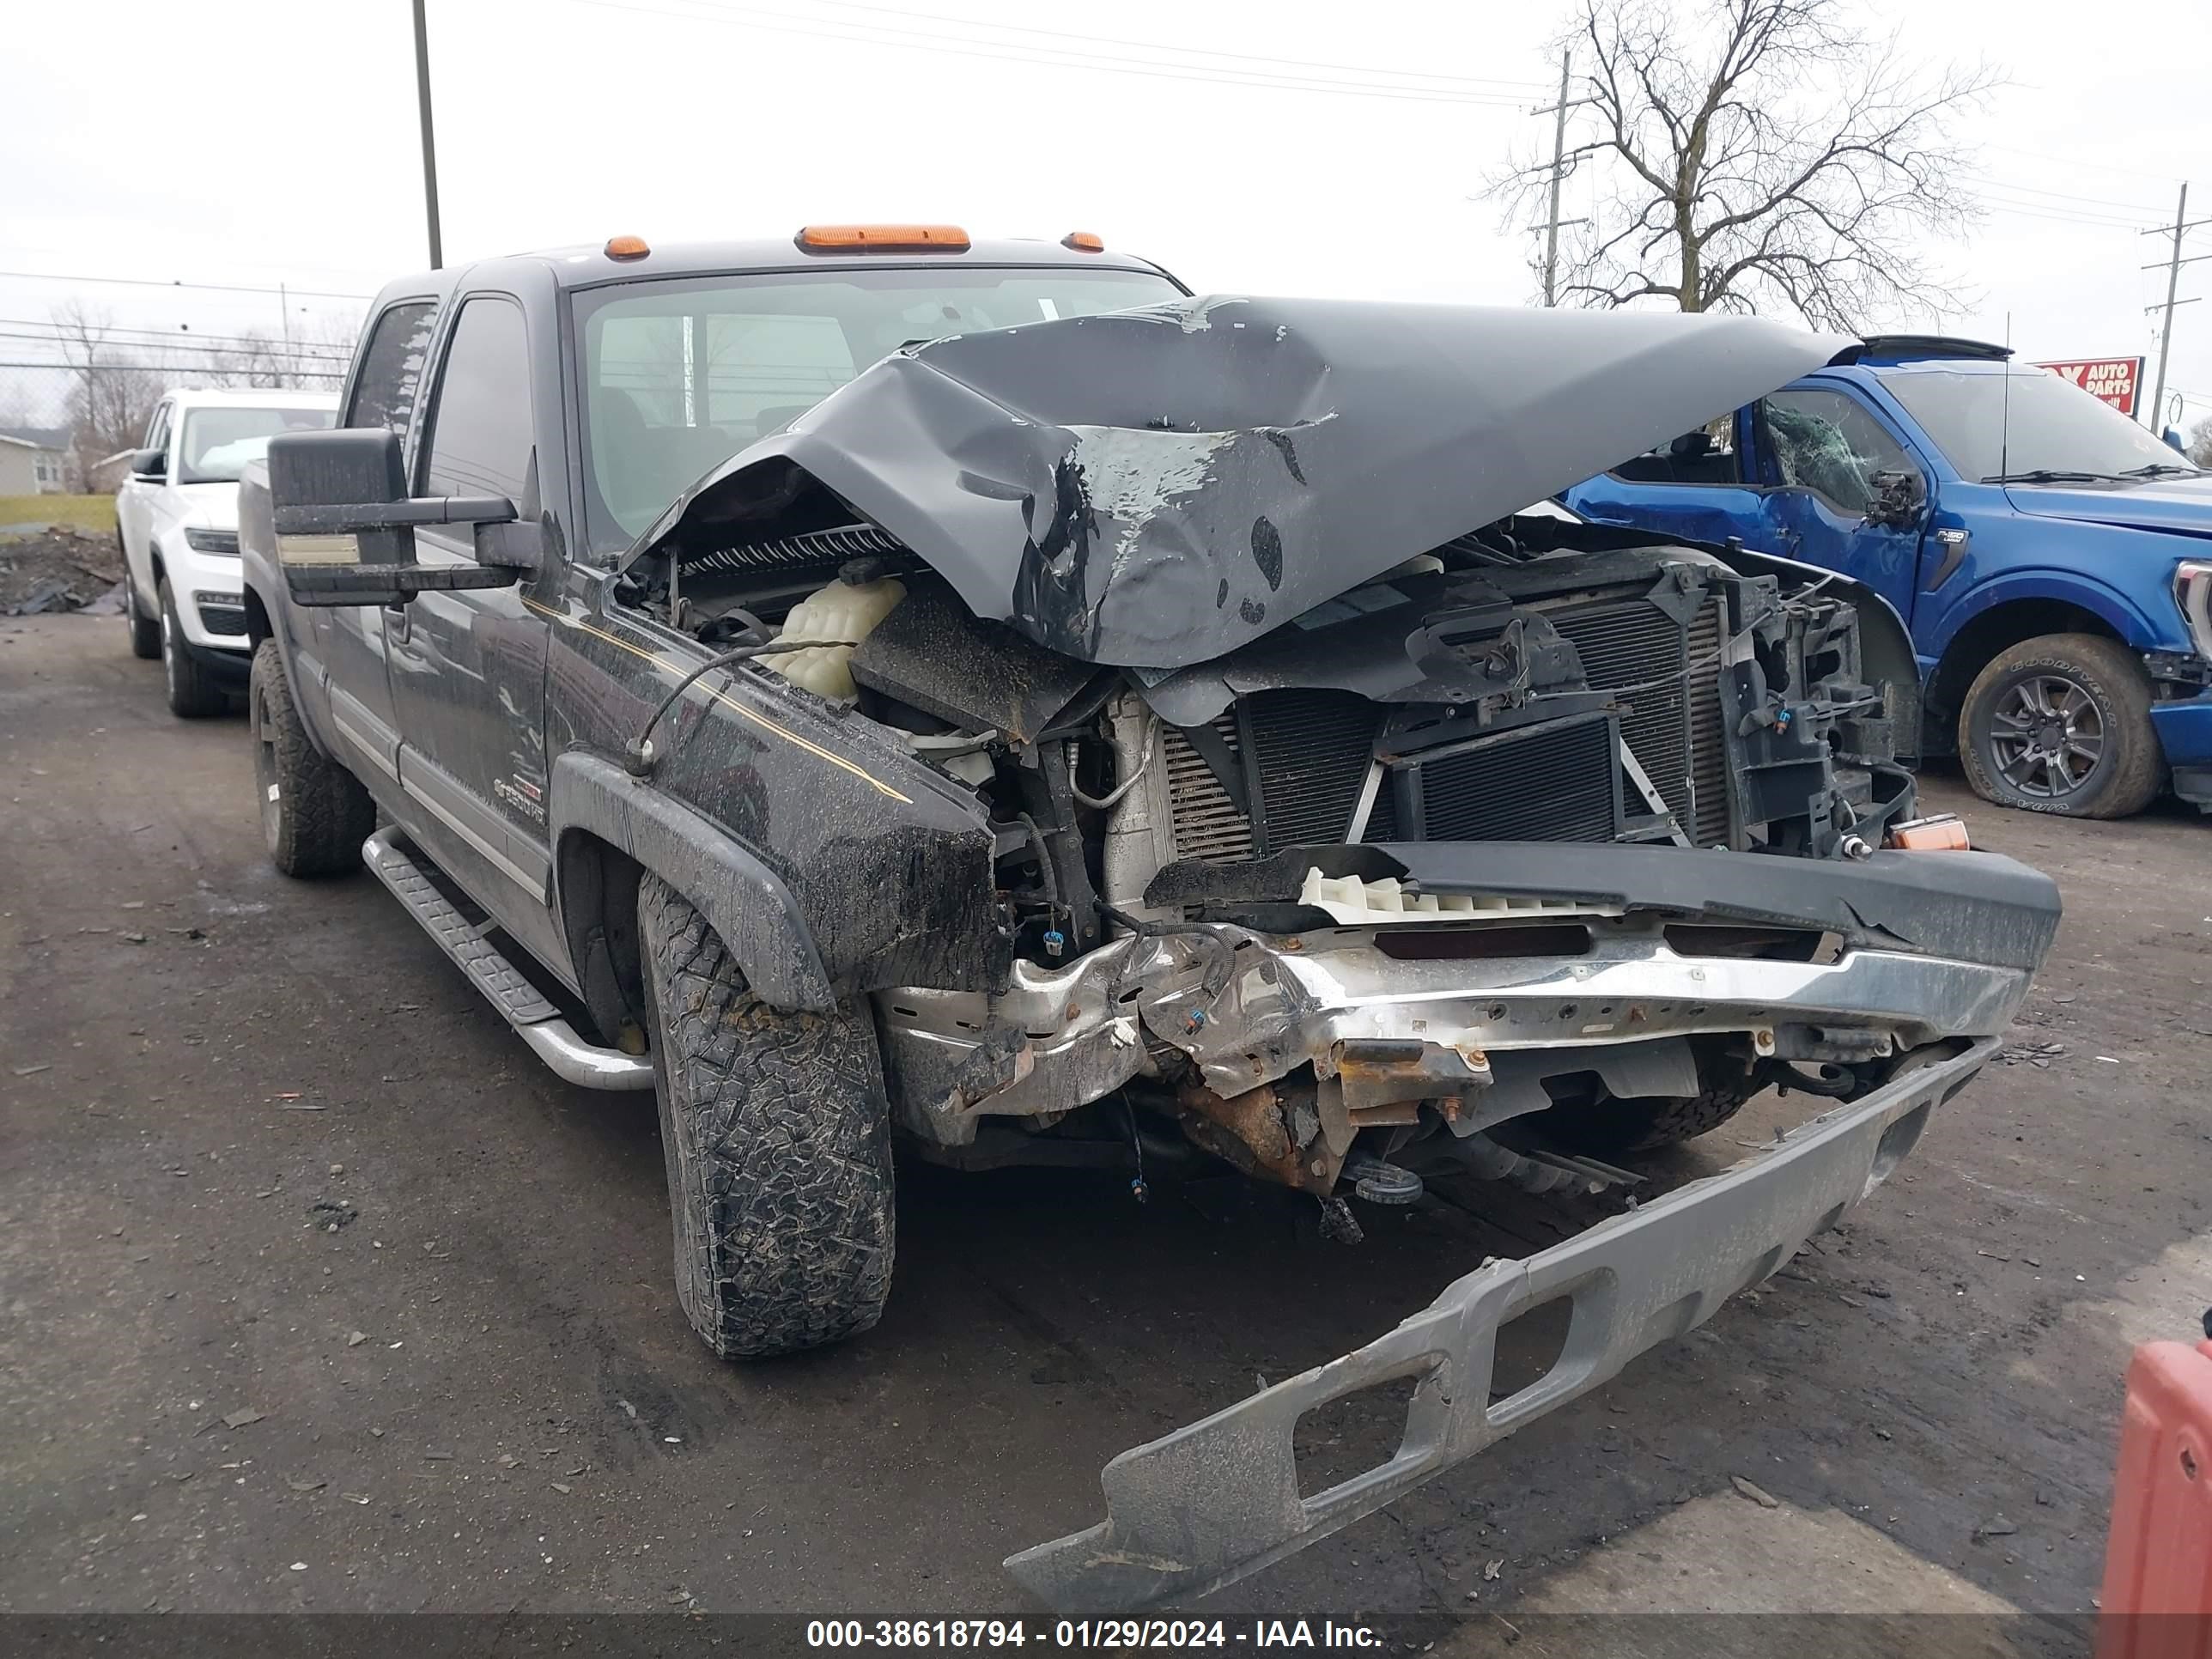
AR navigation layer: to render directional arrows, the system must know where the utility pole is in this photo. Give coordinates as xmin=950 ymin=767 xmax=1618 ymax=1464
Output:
xmin=2142 ymin=181 xmax=2208 ymax=430
xmin=1533 ymin=52 xmax=1590 ymax=307
xmin=412 ymin=0 xmax=445 ymax=270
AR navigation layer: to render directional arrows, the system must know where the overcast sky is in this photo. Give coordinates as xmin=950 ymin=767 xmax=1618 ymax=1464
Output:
xmin=6 ymin=0 xmax=2209 ymax=429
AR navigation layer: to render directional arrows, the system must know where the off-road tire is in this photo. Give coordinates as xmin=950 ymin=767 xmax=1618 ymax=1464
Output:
xmin=158 ymin=575 xmax=227 ymax=717
xmin=249 ymin=640 xmax=374 ymax=877
xmin=123 ymin=555 xmax=160 ymax=659
xmin=1547 ymin=1047 xmax=1763 ymax=1155
xmin=637 ymin=872 xmax=895 ymax=1358
xmin=1958 ymin=632 xmax=2162 ymax=819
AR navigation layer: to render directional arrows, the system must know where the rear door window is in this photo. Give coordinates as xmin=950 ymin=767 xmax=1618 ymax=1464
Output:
xmin=347 ymin=301 xmax=439 ymax=437
xmin=1609 ymin=413 xmax=1741 ymax=485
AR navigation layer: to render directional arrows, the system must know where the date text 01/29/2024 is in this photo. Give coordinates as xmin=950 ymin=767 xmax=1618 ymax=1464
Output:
xmin=805 ymin=1621 xmax=1386 ymax=1649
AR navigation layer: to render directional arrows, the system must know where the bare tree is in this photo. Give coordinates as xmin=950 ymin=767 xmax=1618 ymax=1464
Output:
xmin=1486 ymin=0 xmax=1997 ymax=327
xmin=2187 ymin=414 xmax=2212 ymax=471
xmin=198 ymin=309 xmax=362 ymax=391
xmin=49 ymin=301 xmax=166 ymax=483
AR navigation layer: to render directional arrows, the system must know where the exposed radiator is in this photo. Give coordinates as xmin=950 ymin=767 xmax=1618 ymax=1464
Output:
xmin=1547 ymin=594 xmax=1732 ymax=848
xmin=1158 ymin=592 xmax=1732 ymax=861
xmin=1409 ymin=717 xmax=1618 ymax=842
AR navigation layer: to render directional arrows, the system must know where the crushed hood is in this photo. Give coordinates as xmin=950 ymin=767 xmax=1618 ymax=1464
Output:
xmin=634 ymin=296 xmax=1854 ymax=667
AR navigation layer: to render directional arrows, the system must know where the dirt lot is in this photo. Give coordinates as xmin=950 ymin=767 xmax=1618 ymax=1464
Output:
xmin=4 ymin=611 xmax=2209 ymax=1632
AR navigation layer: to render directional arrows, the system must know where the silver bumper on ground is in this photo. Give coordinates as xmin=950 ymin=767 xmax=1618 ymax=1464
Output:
xmin=1003 ymin=1036 xmax=1996 ymax=1611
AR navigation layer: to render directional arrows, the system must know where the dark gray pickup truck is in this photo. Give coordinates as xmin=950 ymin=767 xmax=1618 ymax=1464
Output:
xmin=238 ymin=228 xmax=2060 ymax=1610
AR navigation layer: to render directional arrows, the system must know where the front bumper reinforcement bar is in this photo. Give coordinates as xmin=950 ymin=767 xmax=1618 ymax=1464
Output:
xmin=1004 ymin=1036 xmax=1996 ymax=1610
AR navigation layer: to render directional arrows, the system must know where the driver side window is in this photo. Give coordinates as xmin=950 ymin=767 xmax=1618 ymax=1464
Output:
xmin=1761 ymin=388 xmax=1914 ymax=516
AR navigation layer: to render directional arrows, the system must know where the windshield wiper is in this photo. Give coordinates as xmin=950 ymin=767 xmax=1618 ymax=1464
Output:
xmin=2118 ymin=462 xmax=2202 ymax=478
xmin=1982 ymin=469 xmax=2130 ymax=485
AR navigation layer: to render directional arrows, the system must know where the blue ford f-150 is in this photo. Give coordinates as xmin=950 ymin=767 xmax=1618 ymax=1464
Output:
xmin=1567 ymin=336 xmax=2212 ymax=818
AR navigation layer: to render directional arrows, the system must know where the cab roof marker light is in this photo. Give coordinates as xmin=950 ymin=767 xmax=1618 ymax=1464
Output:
xmin=1061 ymin=231 xmax=1105 ymax=252
xmin=797 ymin=224 xmax=971 ymax=252
xmin=604 ymin=235 xmax=651 ymax=261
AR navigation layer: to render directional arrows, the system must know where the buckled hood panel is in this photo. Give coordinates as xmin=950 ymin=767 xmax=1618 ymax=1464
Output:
xmin=632 ymin=297 xmax=1853 ymax=669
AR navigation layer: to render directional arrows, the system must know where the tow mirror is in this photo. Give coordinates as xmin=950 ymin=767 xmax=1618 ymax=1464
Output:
xmin=267 ymin=427 xmax=538 ymax=607
xmin=1863 ymin=469 xmax=1926 ymax=531
xmin=131 ymin=447 xmax=167 ymax=481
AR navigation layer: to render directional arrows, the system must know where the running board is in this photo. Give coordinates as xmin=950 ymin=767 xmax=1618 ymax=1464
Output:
xmin=362 ymin=826 xmax=655 ymax=1091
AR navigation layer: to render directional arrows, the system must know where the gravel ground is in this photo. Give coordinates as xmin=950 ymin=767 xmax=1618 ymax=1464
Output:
xmin=3 ymin=611 xmax=2209 ymax=1635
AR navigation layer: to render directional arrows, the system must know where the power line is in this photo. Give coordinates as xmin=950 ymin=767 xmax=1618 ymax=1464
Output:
xmin=0 ymin=269 xmax=374 ymax=301
xmin=1972 ymin=175 xmax=2169 ymax=214
xmin=0 ymin=331 xmax=354 ymax=365
xmin=794 ymin=0 xmax=1547 ymax=91
xmin=552 ymin=0 xmax=1533 ymax=106
xmin=0 ymin=318 xmax=355 ymax=353
xmin=1974 ymin=193 xmax=2159 ymax=232
xmin=1982 ymin=143 xmax=2180 ymax=184
xmin=0 ymin=361 xmax=343 ymax=378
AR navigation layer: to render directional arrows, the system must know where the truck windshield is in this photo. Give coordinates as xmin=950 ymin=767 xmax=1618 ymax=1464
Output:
xmin=1879 ymin=367 xmax=2197 ymax=484
xmin=571 ymin=264 xmax=1182 ymax=554
xmin=178 ymin=405 xmax=337 ymax=484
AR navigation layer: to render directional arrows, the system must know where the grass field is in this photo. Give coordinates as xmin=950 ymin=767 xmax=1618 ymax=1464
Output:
xmin=0 ymin=495 xmax=115 ymax=534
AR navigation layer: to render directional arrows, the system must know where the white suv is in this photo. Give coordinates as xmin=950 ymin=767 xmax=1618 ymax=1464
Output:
xmin=118 ymin=388 xmax=337 ymax=714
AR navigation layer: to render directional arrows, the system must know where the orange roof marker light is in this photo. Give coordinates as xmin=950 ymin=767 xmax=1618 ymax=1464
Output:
xmin=604 ymin=234 xmax=651 ymax=261
xmin=797 ymin=224 xmax=971 ymax=253
xmin=1061 ymin=231 xmax=1105 ymax=252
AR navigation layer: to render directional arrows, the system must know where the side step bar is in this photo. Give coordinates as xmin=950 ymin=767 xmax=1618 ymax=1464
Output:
xmin=362 ymin=827 xmax=655 ymax=1091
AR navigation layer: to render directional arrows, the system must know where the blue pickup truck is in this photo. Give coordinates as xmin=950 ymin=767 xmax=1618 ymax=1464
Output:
xmin=1567 ymin=337 xmax=2212 ymax=817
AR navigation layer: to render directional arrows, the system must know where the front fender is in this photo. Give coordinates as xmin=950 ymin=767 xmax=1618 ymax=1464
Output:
xmin=238 ymin=460 xmax=340 ymax=759
xmin=550 ymin=751 xmax=835 ymax=1013
xmin=1921 ymin=567 xmax=2173 ymax=659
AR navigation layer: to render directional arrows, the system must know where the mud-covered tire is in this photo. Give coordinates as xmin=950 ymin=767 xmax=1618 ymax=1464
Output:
xmin=249 ymin=640 xmax=375 ymax=877
xmin=123 ymin=558 xmax=160 ymax=659
xmin=637 ymin=872 xmax=895 ymax=1358
xmin=1547 ymin=1048 xmax=1763 ymax=1155
xmin=157 ymin=575 xmax=227 ymax=717
xmin=1958 ymin=632 xmax=2162 ymax=819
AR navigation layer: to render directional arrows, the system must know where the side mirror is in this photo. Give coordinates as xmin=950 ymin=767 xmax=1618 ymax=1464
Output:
xmin=268 ymin=428 xmax=534 ymax=607
xmin=131 ymin=447 xmax=167 ymax=481
xmin=1863 ymin=469 xmax=1926 ymax=531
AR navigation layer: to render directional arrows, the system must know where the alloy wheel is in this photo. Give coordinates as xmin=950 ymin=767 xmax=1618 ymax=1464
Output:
xmin=1986 ymin=672 xmax=2106 ymax=800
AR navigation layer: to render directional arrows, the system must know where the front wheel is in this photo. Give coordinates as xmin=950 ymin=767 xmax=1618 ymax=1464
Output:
xmin=1958 ymin=632 xmax=2162 ymax=818
xmin=637 ymin=872 xmax=895 ymax=1358
xmin=249 ymin=640 xmax=375 ymax=876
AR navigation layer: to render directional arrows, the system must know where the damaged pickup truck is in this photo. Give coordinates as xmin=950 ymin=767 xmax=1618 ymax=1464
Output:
xmin=237 ymin=228 xmax=2060 ymax=1610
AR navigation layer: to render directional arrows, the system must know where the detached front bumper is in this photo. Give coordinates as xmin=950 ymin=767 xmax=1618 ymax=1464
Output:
xmin=1006 ymin=1036 xmax=1996 ymax=1610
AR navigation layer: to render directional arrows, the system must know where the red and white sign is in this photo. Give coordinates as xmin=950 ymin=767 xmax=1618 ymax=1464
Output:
xmin=2034 ymin=356 xmax=2145 ymax=416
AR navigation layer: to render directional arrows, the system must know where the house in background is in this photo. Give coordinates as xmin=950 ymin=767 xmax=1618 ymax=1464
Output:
xmin=0 ymin=427 xmax=76 ymax=495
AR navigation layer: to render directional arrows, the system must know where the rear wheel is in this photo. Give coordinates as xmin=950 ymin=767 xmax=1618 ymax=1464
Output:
xmin=250 ymin=640 xmax=374 ymax=876
xmin=123 ymin=554 xmax=160 ymax=659
xmin=1958 ymin=633 xmax=2162 ymax=818
xmin=637 ymin=872 xmax=895 ymax=1358
xmin=158 ymin=576 xmax=227 ymax=718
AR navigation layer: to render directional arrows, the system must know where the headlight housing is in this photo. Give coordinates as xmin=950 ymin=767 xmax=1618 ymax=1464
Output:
xmin=2176 ymin=561 xmax=2212 ymax=661
xmin=182 ymin=527 xmax=240 ymax=555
